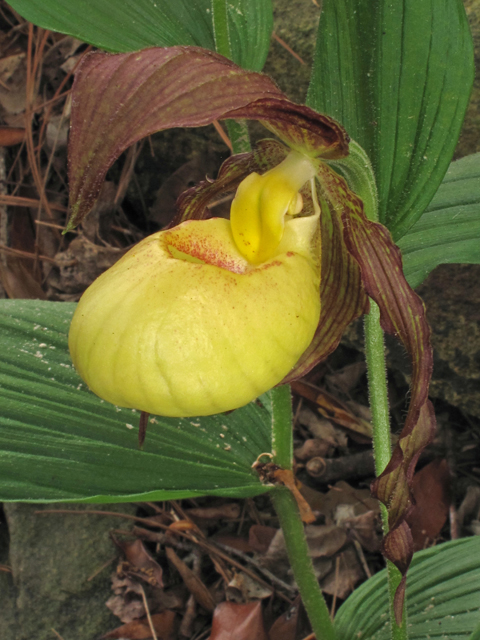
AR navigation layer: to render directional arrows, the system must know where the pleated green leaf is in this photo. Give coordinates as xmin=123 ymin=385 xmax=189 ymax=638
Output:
xmin=6 ymin=0 xmax=272 ymax=71
xmin=0 ymin=300 xmax=272 ymax=503
xmin=307 ymin=0 xmax=474 ymax=240
xmin=335 ymin=537 xmax=480 ymax=639
xmin=400 ymin=153 xmax=480 ymax=288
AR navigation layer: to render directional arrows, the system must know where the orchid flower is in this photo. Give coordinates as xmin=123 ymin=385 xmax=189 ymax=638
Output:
xmin=66 ymin=46 xmax=435 ymax=618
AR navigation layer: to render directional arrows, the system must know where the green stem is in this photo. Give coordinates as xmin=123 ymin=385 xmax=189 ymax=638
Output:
xmin=211 ymin=0 xmax=251 ymax=155
xmin=271 ymin=384 xmax=294 ymax=470
xmin=270 ymin=385 xmax=337 ymax=640
xmin=226 ymin=120 xmax=251 ymax=154
xmin=364 ymin=303 xmax=408 ymax=640
xmin=364 ymin=301 xmax=391 ymax=479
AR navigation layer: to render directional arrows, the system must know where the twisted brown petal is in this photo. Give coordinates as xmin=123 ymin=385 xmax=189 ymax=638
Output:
xmin=315 ymin=162 xmax=436 ymax=623
xmin=67 ymin=47 xmax=349 ymax=230
xmin=283 ymin=193 xmax=368 ymax=383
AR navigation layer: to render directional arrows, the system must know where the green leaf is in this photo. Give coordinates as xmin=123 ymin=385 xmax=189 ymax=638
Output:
xmin=0 ymin=300 xmax=272 ymax=503
xmin=224 ymin=0 xmax=273 ymax=72
xmin=307 ymin=0 xmax=474 ymax=240
xmin=470 ymin=622 xmax=480 ymax=640
xmin=7 ymin=0 xmax=273 ymax=71
xmin=399 ymin=153 xmax=480 ymax=288
xmin=335 ymin=536 xmax=480 ymax=639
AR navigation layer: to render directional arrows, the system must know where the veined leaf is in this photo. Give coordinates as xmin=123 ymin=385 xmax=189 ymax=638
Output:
xmin=399 ymin=153 xmax=480 ymax=288
xmin=7 ymin=0 xmax=273 ymax=71
xmin=335 ymin=537 xmax=480 ymax=639
xmin=307 ymin=0 xmax=474 ymax=240
xmin=0 ymin=300 xmax=272 ymax=503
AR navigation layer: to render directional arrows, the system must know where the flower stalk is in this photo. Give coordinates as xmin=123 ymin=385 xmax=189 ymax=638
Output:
xmin=359 ymin=165 xmax=408 ymax=637
xmin=270 ymin=385 xmax=337 ymax=640
xmin=364 ymin=302 xmax=408 ymax=639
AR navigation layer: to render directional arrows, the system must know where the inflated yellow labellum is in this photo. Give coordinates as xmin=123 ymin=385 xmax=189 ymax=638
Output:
xmin=69 ymin=188 xmax=321 ymax=418
xmin=230 ymin=151 xmax=317 ymax=264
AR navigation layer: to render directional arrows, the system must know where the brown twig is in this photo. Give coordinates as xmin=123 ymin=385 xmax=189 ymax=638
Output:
xmin=86 ymin=555 xmax=117 ymax=582
xmin=35 ymin=219 xmax=74 ymax=232
xmin=36 ymin=45 xmax=92 ymax=159
xmin=180 ymin=594 xmax=197 ymax=638
xmin=139 ymin=584 xmax=159 ymax=640
xmin=272 ymin=32 xmax=305 ymax=65
xmin=212 ymin=119 xmax=233 ymax=151
xmin=25 ymin=24 xmax=54 ymax=221
xmin=353 ymin=539 xmax=371 ymax=579
xmin=213 ymin=540 xmax=297 ymax=595
xmin=305 ymin=450 xmax=375 ymax=483
xmin=330 ymin=555 xmax=340 ymax=618
xmin=0 ymin=194 xmax=67 ymax=212
xmin=0 ymin=244 xmax=56 ymax=263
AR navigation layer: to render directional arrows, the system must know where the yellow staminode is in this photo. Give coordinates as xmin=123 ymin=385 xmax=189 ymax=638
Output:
xmin=231 ymin=151 xmax=317 ymax=264
xmin=69 ymin=153 xmax=321 ymax=417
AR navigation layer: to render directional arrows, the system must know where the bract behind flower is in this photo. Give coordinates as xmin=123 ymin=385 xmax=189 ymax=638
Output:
xmin=69 ymin=213 xmax=321 ymax=417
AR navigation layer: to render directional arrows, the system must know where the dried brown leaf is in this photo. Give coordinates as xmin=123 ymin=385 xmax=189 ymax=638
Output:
xmin=336 ymin=508 xmax=382 ymax=553
xmin=186 ymin=503 xmax=241 ymax=520
xmin=114 ymin=538 xmax=164 ymax=588
xmin=210 ymin=601 xmax=268 ymax=640
xmin=0 ymin=259 xmax=46 ymax=299
xmin=268 ymin=597 xmax=311 ymax=640
xmin=50 ymin=235 xmax=125 ymax=297
xmin=248 ymin=525 xmax=278 ymax=555
xmin=226 ymin=571 xmax=273 ymax=602
xmin=213 ymin=534 xmax=254 ymax=554
xmin=165 ymin=547 xmax=215 ymax=612
xmin=319 ymin=546 xmax=363 ymax=599
xmin=406 ymin=459 xmax=451 ymax=550
xmin=297 ymin=407 xmax=348 ymax=448
xmin=294 ymin=438 xmax=332 ymax=462
xmin=304 ymin=524 xmax=348 ymax=558
xmin=325 ymin=362 xmax=366 ymax=394
xmin=106 ymin=574 xmax=145 ymax=623
xmin=293 ymin=383 xmax=372 ymax=441
xmin=102 ymin=611 xmax=177 ymax=640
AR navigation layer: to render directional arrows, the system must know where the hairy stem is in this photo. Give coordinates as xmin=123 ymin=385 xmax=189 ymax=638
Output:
xmin=226 ymin=120 xmax=251 ymax=154
xmin=364 ymin=303 xmax=408 ymax=639
xmin=271 ymin=384 xmax=294 ymax=470
xmin=364 ymin=301 xmax=391 ymax=479
xmin=270 ymin=385 xmax=337 ymax=640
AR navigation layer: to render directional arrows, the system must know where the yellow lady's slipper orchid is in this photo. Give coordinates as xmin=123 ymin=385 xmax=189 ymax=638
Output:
xmin=69 ymin=153 xmax=321 ymax=417
xmin=66 ymin=45 xmax=437 ymax=616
